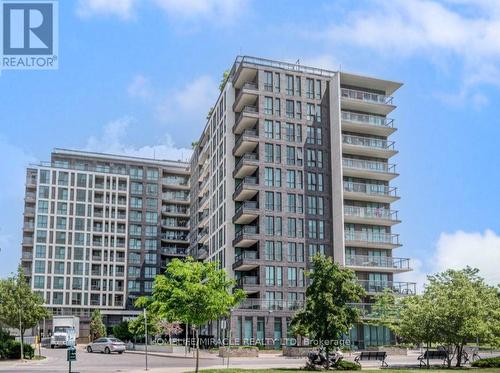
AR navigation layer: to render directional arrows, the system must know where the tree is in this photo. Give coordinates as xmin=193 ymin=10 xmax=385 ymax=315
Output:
xmin=89 ymin=310 xmax=106 ymax=341
xmin=425 ymin=267 xmax=500 ymax=367
xmin=140 ymin=257 xmax=245 ymax=373
xmin=368 ymin=289 xmax=402 ymax=331
xmin=128 ymin=311 xmax=160 ymax=342
xmin=396 ymin=295 xmax=440 ymax=368
xmin=157 ymin=320 xmax=183 ymax=345
xmin=219 ymin=70 xmax=230 ymax=91
xmin=396 ymin=267 xmax=500 ymax=368
xmin=0 ymin=266 xmax=48 ymax=352
xmin=112 ymin=321 xmax=133 ymax=342
xmin=290 ymin=255 xmax=365 ymax=368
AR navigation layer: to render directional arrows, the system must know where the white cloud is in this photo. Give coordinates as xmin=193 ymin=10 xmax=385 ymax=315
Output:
xmin=77 ymin=0 xmax=136 ymax=19
xmin=432 ymin=229 xmax=500 ymax=285
xmin=156 ymin=75 xmax=218 ymax=127
xmin=311 ymin=0 xmax=500 ymax=104
xmin=152 ymin=0 xmax=246 ymax=20
xmin=85 ymin=117 xmax=192 ymax=162
xmin=127 ymin=74 xmax=153 ymax=99
xmin=0 ymin=137 xmax=37 ymax=277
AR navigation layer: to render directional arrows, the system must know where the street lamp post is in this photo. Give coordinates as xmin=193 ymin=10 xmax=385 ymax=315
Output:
xmin=144 ymin=308 xmax=148 ymax=371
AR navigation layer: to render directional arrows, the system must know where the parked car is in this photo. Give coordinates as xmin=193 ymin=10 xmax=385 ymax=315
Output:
xmin=86 ymin=338 xmax=125 ymax=354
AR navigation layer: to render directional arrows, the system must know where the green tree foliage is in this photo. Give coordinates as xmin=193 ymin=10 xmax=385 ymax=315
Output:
xmin=206 ymin=107 xmax=214 ymax=120
xmin=157 ymin=320 xmax=183 ymax=344
xmin=397 ymin=267 xmax=500 ymax=368
xmin=128 ymin=311 xmax=160 ymax=341
xmin=368 ymin=289 xmax=402 ymax=330
xmin=112 ymin=321 xmax=133 ymax=342
xmin=219 ymin=70 xmax=230 ymax=91
xmin=0 ymin=266 xmax=48 ymax=349
xmin=290 ymin=255 xmax=365 ymax=368
xmin=139 ymin=257 xmax=245 ymax=373
xmin=89 ymin=309 xmax=106 ymax=341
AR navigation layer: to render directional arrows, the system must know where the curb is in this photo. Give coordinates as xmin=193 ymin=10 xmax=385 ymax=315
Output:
xmin=125 ymin=350 xmax=219 ymax=360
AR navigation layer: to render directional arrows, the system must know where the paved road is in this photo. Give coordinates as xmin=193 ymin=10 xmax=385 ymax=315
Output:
xmin=0 ymin=347 xmax=305 ymax=373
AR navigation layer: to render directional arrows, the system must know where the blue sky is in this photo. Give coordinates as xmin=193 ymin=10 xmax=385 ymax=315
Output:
xmin=1 ymin=0 xmax=499 ymax=286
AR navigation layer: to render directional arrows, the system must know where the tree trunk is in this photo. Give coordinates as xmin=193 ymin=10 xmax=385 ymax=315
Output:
xmin=325 ymin=346 xmax=330 ymax=369
xmin=20 ymin=329 xmax=25 ymax=360
xmin=426 ymin=341 xmax=430 ymax=369
xmin=456 ymin=344 xmax=463 ymax=367
xmin=195 ymin=327 xmax=200 ymax=373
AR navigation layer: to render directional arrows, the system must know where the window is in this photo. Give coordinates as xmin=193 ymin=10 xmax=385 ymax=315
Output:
xmin=274 ymin=121 xmax=281 ymax=139
xmin=145 ymin=253 xmax=156 ymax=265
xmin=57 ymin=188 xmax=68 ymax=200
xmin=34 ymin=276 xmax=45 ymax=289
xmin=55 ymin=246 xmax=65 ymax=259
xmin=265 ymin=143 xmax=274 ymax=163
xmin=58 ymin=172 xmax=69 ymax=186
xmin=56 ymin=217 xmax=66 ymax=230
xmin=264 ymin=71 xmax=273 ymax=91
xmin=130 ymin=167 xmax=143 ymax=179
xmin=53 ymin=292 xmax=64 ymax=305
xmin=288 ymin=267 xmax=297 ymax=286
xmin=265 ymin=192 xmax=274 ymax=210
xmin=35 ymin=245 xmax=46 ymax=258
xmin=275 ymin=144 xmax=281 ymax=163
xmin=286 ymin=75 xmax=294 ymax=95
xmin=265 ymin=241 xmax=282 ymax=260
xmin=38 ymin=200 xmax=49 ymax=214
xmin=287 ymin=170 xmax=296 ymax=189
xmin=264 ymin=97 xmax=273 ymax=115
xmin=53 ymin=277 xmax=64 ymax=289
xmin=54 ymin=262 xmax=65 ymax=274
xmin=275 ymin=98 xmax=281 ymax=116
xmin=308 ymin=220 xmax=317 ymax=239
xmin=315 ymin=79 xmax=322 ymax=99
xmin=39 ymin=170 xmax=50 ymax=184
xmin=34 ymin=260 xmax=45 ymax=274
xmin=145 ymin=212 xmax=157 ymax=224
xmin=287 ymin=218 xmax=296 ymax=238
xmin=286 ymin=100 xmax=294 ymax=118
xmin=264 ymin=120 xmax=273 ymax=138
xmin=38 ymin=186 xmax=49 ymax=199
xmin=130 ymin=211 xmax=142 ymax=222
xmin=37 ymin=215 xmax=48 ymax=228
xmin=295 ymin=76 xmax=301 ymax=96
xmin=286 ymin=146 xmax=295 ymax=165
xmin=264 ymin=168 xmax=273 ymax=187
xmin=274 ymin=72 xmax=280 ymax=92
xmin=147 ymin=168 xmax=159 ymax=181
xmin=306 ymin=78 xmax=314 ymax=98
xmin=131 ymin=182 xmax=143 ymax=194
xmin=77 ymin=173 xmax=87 ymax=187
xmin=73 ymin=262 xmax=83 ymax=275
xmin=144 ymin=267 xmax=157 ymax=279
xmin=275 ymin=169 xmax=281 ymax=187
xmin=296 ymin=101 xmax=302 ymax=119
xmin=130 ymin=197 xmax=143 ymax=208
xmin=315 ymin=105 xmax=322 ymax=122
xmin=36 ymin=230 xmax=47 ymax=243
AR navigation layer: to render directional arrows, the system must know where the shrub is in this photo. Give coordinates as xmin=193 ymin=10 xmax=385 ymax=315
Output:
xmin=335 ymin=360 xmax=361 ymax=370
xmin=471 ymin=356 xmax=500 ymax=368
xmin=1 ymin=340 xmax=34 ymax=360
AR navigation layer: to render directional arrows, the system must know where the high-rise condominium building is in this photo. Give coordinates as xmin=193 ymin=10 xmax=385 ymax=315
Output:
xmin=189 ymin=56 xmax=414 ymax=348
xmin=20 ymin=56 xmax=414 ymax=348
xmin=21 ymin=149 xmax=190 ymax=334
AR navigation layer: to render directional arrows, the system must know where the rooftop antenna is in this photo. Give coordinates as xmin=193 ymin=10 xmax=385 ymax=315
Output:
xmin=153 ymin=149 xmax=156 ymax=160
xmin=296 ymin=59 xmax=300 ymax=65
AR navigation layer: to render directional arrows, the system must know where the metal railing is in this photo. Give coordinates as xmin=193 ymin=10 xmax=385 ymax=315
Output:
xmin=236 ymin=276 xmax=259 ymax=287
xmin=341 ymin=88 xmax=393 ymax=105
xmin=234 ymin=176 xmax=259 ymax=196
xmin=346 ymin=255 xmax=410 ymax=269
xmin=342 ymin=158 xmax=397 ymax=174
xmin=234 ymin=153 xmax=259 ymax=172
xmin=356 ymin=280 xmax=416 ymax=295
xmin=235 ymin=225 xmax=259 ymax=238
xmin=161 ymin=247 xmax=187 ymax=256
xmin=345 ymin=231 xmax=400 ymax=245
xmin=238 ymin=299 xmax=305 ymax=311
xmin=344 ymin=206 xmax=398 ymax=221
xmin=341 ymin=111 xmax=394 ymax=128
xmin=342 ymin=134 xmax=395 ymax=150
xmin=235 ymin=201 xmax=259 ymax=215
xmin=234 ymin=250 xmax=259 ymax=263
xmin=234 ymin=129 xmax=259 ymax=150
xmin=343 ymin=182 xmax=398 ymax=197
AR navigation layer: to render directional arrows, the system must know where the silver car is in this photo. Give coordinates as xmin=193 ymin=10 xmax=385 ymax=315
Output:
xmin=86 ymin=337 xmax=126 ymax=354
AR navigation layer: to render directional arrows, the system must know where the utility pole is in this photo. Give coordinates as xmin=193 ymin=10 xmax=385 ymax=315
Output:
xmin=144 ymin=308 xmax=148 ymax=371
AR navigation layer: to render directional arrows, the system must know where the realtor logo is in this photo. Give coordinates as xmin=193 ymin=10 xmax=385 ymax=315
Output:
xmin=1 ymin=0 xmax=58 ymax=70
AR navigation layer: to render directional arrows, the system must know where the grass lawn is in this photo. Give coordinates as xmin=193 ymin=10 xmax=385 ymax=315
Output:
xmin=189 ymin=369 xmax=500 ymax=373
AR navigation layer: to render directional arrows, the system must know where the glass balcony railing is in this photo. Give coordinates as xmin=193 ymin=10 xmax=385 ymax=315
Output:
xmin=235 ymin=201 xmax=259 ymax=215
xmin=341 ymin=111 xmax=394 ymax=128
xmin=237 ymin=299 xmax=304 ymax=311
xmin=234 ymin=250 xmax=259 ymax=263
xmin=343 ymin=181 xmax=398 ymax=197
xmin=344 ymin=206 xmax=398 ymax=221
xmin=234 ymin=153 xmax=259 ymax=171
xmin=346 ymin=255 xmax=410 ymax=269
xmin=342 ymin=134 xmax=395 ymax=150
xmin=237 ymin=276 xmax=259 ymax=287
xmin=234 ymin=176 xmax=259 ymax=196
xmin=341 ymin=88 xmax=393 ymax=105
xmin=345 ymin=231 xmax=400 ymax=245
xmin=356 ymin=280 xmax=416 ymax=295
xmin=235 ymin=225 xmax=259 ymax=238
xmin=342 ymin=158 xmax=397 ymax=174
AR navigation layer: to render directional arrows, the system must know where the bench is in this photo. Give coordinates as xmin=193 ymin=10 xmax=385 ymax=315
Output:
xmin=354 ymin=351 xmax=388 ymax=367
xmin=418 ymin=350 xmax=448 ymax=367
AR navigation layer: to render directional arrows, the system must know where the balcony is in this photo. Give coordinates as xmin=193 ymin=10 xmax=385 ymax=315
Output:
xmin=23 ymin=222 xmax=35 ymax=231
xmin=22 ymin=237 xmax=34 ymax=246
xmin=198 ymin=192 xmax=209 ymax=211
xmin=233 ymin=129 xmax=259 ymax=157
xmin=198 ymin=177 xmax=209 ymax=195
xmin=342 ymin=134 xmax=397 ymax=158
xmin=233 ymin=82 xmax=259 ymax=112
xmin=232 ymin=63 xmax=258 ymax=90
xmin=24 ymin=207 xmax=35 ymax=216
xmin=25 ymin=192 xmax=36 ymax=202
xmin=344 ymin=206 xmax=400 ymax=226
xmin=238 ymin=299 xmax=304 ymax=311
xmin=233 ymin=201 xmax=259 ymax=224
xmin=233 ymin=177 xmax=259 ymax=201
xmin=235 ymin=276 xmax=260 ymax=294
xmin=160 ymin=247 xmax=187 ymax=257
xmin=162 ymin=194 xmax=190 ymax=205
xmin=341 ymin=111 xmax=396 ymax=136
xmin=233 ymin=225 xmax=259 ymax=248
xmin=233 ymin=153 xmax=259 ymax=179
xmin=342 ymin=158 xmax=398 ymax=181
xmin=233 ymin=106 xmax=259 ymax=134
xmin=162 ymin=232 xmax=188 ymax=243
xmin=198 ymin=209 xmax=209 ymax=227
xmin=162 ymin=206 xmax=189 ymax=216
xmin=357 ymin=280 xmax=416 ymax=296
xmin=345 ymin=231 xmax=401 ymax=249
xmin=233 ymin=250 xmax=260 ymax=271
xmin=340 ymin=88 xmax=396 ymax=116
xmin=198 ymin=228 xmax=209 ymax=244
xmin=343 ymin=181 xmax=399 ymax=204
xmin=346 ymin=255 xmax=411 ymax=273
